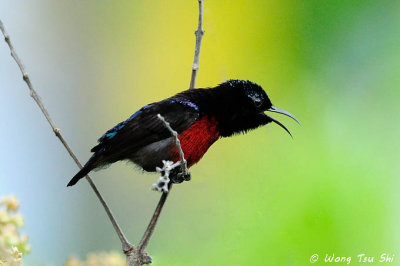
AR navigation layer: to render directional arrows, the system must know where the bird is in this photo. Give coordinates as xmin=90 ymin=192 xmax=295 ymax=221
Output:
xmin=67 ymin=80 xmax=299 ymax=187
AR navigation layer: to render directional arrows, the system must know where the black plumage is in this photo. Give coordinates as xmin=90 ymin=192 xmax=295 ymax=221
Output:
xmin=68 ymin=80 xmax=298 ymax=186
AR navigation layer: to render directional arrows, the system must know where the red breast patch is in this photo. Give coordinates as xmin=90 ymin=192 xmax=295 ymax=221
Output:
xmin=171 ymin=116 xmax=220 ymax=167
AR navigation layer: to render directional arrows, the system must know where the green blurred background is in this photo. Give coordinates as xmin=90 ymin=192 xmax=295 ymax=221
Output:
xmin=1 ymin=1 xmax=400 ymax=265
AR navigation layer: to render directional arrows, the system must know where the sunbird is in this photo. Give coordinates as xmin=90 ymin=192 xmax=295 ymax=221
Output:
xmin=68 ymin=80 xmax=299 ymax=186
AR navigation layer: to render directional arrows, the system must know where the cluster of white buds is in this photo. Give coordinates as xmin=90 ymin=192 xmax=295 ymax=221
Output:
xmin=152 ymin=160 xmax=182 ymax=193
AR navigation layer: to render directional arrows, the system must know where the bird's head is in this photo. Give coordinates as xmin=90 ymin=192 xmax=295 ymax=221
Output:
xmin=215 ymin=80 xmax=299 ymax=137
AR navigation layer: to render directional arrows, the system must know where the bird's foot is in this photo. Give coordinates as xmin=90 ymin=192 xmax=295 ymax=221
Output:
xmin=152 ymin=160 xmax=191 ymax=192
xmin=170 ymin=165 xmax=191 ymax=183
xmin=171 ymin=171 xmax=191 ymax=184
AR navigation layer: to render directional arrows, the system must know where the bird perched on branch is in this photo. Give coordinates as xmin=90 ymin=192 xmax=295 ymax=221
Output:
xmin=67 ymin=80 xmax=299 ymax=186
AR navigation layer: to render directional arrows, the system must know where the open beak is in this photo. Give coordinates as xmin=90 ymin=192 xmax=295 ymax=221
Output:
xmin=266 ymin=106 xmax=300 ymax=137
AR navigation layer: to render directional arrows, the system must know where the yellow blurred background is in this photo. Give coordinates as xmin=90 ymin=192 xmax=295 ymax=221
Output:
xmin=1 ymin=1 xmax=399 ymax=265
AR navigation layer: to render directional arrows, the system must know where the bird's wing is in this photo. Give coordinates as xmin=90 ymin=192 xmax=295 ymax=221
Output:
xmin=90 ymin=98 xmax=200 ymax=163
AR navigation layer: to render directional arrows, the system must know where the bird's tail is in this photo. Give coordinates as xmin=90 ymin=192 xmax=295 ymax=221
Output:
xmin=67 ymin=163 xmax=94 ymax=187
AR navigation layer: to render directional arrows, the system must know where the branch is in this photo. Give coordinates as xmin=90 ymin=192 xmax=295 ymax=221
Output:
xmin=157 ymin=114 xmax=188 ymax=176
xmin=127 ymin=115 xmax=189 ymax=265
xmin=0 ymin=19 xmax=134 ymax=254
xmin=127 ymin=191 xmax=169 ymax=266
xmin=127 ymin=0 xmax=205 ymax=264
xmin=189 ymin=0 xmax=205 ymax=89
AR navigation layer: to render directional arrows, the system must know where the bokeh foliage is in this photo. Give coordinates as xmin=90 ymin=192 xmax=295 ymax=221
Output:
xmin=0 ymin=196 xmax=30 ymax=265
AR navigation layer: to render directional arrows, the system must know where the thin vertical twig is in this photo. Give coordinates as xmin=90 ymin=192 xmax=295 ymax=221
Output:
xmin=129 ymin=0 xmax=206 ymax=264
xmin=0 ymin=19 xmax=134 ymax=254
xmin=189 ymin=0 xmax=205 ymax=90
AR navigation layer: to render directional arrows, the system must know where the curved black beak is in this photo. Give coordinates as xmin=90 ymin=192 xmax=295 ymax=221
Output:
xmin=265 ymin=106 xmax=300 ymax=137
xmin=267 ymin=106 xmax=300 ymax=125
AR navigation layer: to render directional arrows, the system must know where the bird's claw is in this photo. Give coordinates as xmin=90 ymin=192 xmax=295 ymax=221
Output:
xmin=184 ymin=173 xmax=191 ymax=181
xmin=171 ymin=172 xmax=191 ymax=184
xmin=152 ymin=160 xmax=190 ymax=192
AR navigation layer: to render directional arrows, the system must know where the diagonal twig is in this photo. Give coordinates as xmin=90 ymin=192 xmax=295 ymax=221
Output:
xmin=157 ymin=114 xmax=188 ymax=176
xmin=0 ymin=19 xmax=134 ymax=253
xmin=137 ymin=190 xmax=169 ymax=254
xmin=1 ymin=0 xmax=205 ymax=264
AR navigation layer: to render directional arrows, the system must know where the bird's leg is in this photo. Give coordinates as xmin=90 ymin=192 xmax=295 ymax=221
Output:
xmin=170 ymin=167 xmax=191 ymax=183
xmin=179 ymin=171 xmax=191 ymax=181
xmin=170 ymin=173 xmax=184 ymax=184
xmin=152 ymin=160 xmax=190 ymax=192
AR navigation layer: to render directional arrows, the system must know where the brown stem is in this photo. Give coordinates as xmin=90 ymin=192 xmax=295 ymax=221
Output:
xmin=157 ymin=114 xmax=188 ymax=175
xmin=137 ymin=191 xmax=170 ymax=252
xmin=131 ymin=0 xmax=206 ymax=263
xmin=127 ymin=188 xmax=171 ymax=265
xmin=189 ymin=0 xmax=205 ymax=89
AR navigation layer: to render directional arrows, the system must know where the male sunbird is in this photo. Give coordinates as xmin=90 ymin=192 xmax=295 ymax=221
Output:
xmin=68 ymin=80 xmax=299 ymax=186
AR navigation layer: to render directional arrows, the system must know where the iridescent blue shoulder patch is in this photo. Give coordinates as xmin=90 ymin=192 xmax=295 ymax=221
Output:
xmin=99 ymin=104 xmax=152 ymax=142
xmin=170 ymin=98 xmax=199 ymax=111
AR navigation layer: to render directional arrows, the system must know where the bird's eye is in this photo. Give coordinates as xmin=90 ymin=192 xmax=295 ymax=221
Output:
xmin=251 ymin=96 xmax=263 ymax=108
